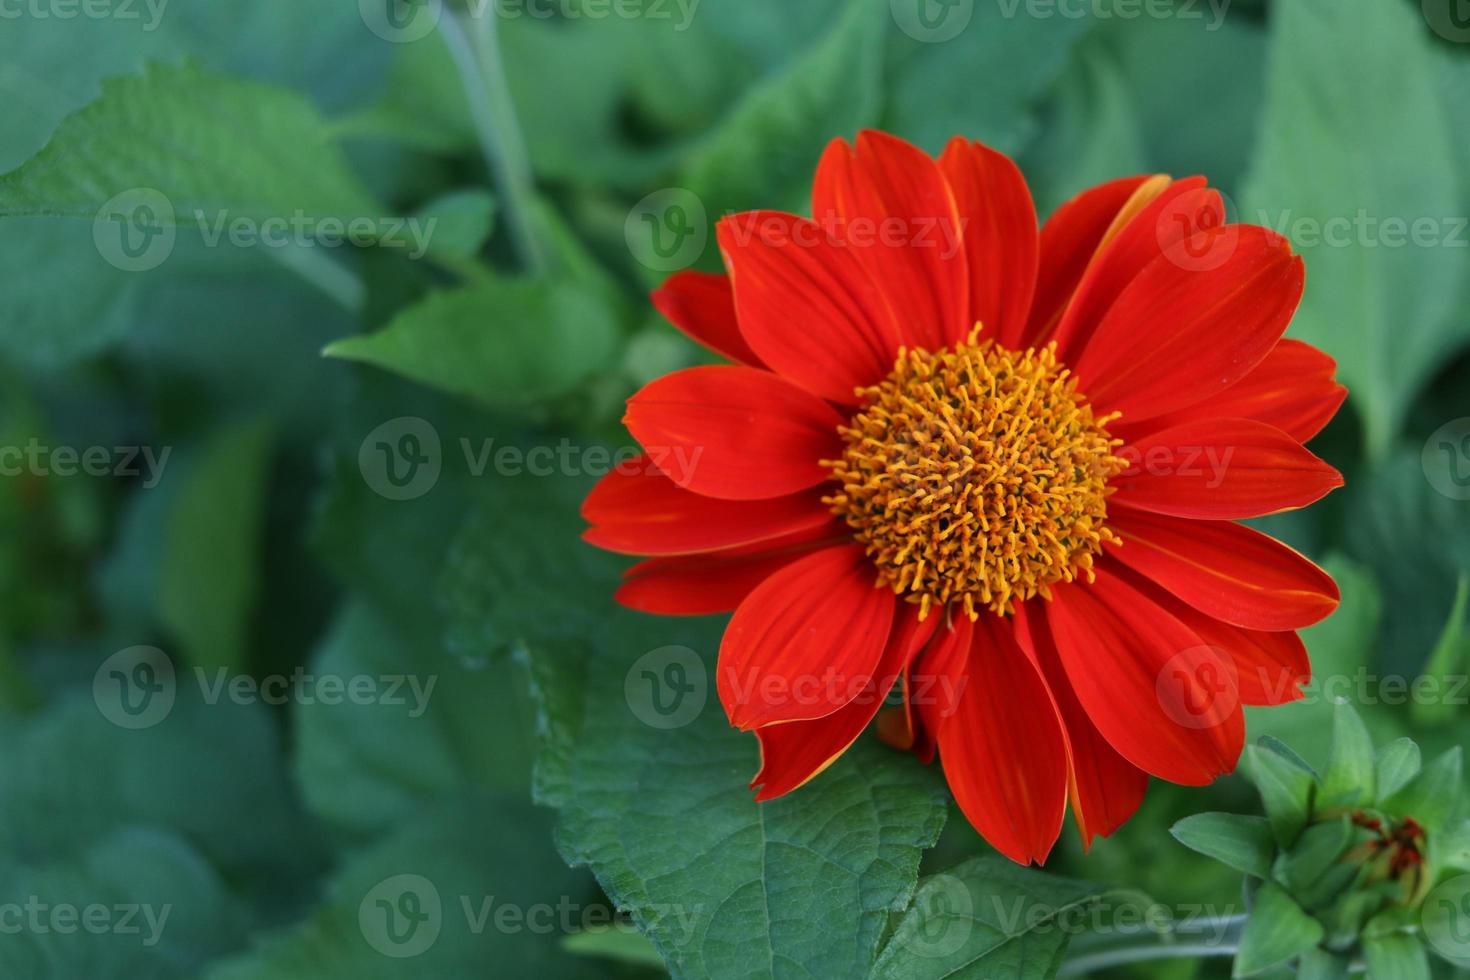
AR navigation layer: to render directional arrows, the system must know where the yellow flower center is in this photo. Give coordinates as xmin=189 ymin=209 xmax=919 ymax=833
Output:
xmin=824 ymin=333 xmax=1125 ymax=619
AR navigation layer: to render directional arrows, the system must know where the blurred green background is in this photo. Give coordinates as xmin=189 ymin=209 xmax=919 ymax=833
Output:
xmin=1 ymin=0 xmax=1468 ymax=976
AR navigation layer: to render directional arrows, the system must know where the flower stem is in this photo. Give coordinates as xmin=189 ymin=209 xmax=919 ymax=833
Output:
xmin=437 ymin=1 xmax=545 ymax=274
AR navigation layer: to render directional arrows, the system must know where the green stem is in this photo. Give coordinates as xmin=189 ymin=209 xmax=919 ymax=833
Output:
xmin=437 ymin=1 xmax=545 ymax=274
xmin=1058 ymin=913 xmax=1248 ymax=977
xmin=1058 ymin=941 xmax=1239 ymax=977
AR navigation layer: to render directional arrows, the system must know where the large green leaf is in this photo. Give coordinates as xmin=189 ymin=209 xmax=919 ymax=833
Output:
xmin=455 ymin=481 xmax=951 ymax=979
xmin=1240 ymin=0 xmax=1466 ymax=457
xmin=869 ymin=856 xmax=1104 ymax=980
xmin=0 ymin=61 xmax=381 ymax=224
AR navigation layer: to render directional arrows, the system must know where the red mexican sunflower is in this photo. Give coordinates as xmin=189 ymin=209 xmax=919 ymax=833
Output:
xmin=583 ymin=131 xmax=1347 ymax=865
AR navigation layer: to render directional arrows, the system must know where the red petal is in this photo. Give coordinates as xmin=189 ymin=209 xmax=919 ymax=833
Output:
xmin=624 ymin=365 xmax=844 ymax=500
xmin=651 ymin=271 xmax=765 ymax=367
xmin=1049 ymin=178 xmax=1224 ymax=361
xmin=1118 ymin=570 xmax=1310 ymax=706
xmin=614 ymin=524 xmax=845 ymax=616
xmin=1074 ymin=225 xmax=1305 ymax=422
xmin=717 ymin=544 xmax=895 ymax=729
xmin=751 ymin=607 xmax=938 ymax=800
xmin=716 ymin=210 xmax=902 ymax=404
xmin=810 ymin=132 xmax=970 ymax=351
xmin=904 ymin=615 xmax=972 ymax=765
xmin=1112 ymin=418 xmax=1343 ymax=520
xmin=582 ymin=457 xmax=831 ymax=555
xmin=1025 ymin=174 xmax=1158 ymax=348
xmin=1114 ymin=339 xmax=1347 ymax=445
xmin=1109 ymin=510 xmax=1340 ymax=630
xmin=937 ymin=137 xmax=1038 ymax=349
xmin=1046 ymin=567 xmax=1245 ymax=786
xmin=936 ymin=614 xmax=1069 ymax=865
xmin=1014 ymin=602 xmax=1149 ymax=848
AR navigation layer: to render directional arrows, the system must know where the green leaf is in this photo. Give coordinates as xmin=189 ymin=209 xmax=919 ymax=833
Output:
xmin=324 ymin=276 xmax=618 ymax=411
xmin=1414 ymin=574 xmax=1470 ymax=728
xmin=1375 ymin=739 xmax=1424 ymax=802
xmin=412 ymin=189 xmax=495 ymax=261
xmin=1240 ymin=0 xmax=1466 ymax=457
xmin=1246 ymin=743 xmax=1317 ymax=847
xmin=1361 ymin=932 xmax=1431 ymax=980
xmin=684 ymin=0 xmax=886 ymax=222
xmin=1170 ymin=812 xmax=1277 ymax=879
xmin=0 ymin=61 xmax=381 ymax=224
xmin=1381 ymin=747 xmax=1464 ymax=832
xmin=1320 ymin=702 xmax=1376 ymax=809
xmin=869 ymin=856 xmax=1104 ymax=980
xmin=202 ymin=793 xmax=603 ymax=980
xmin=1233 ymin=882 xmax=1325 ymax=977
xmin=158 ymin=419 xmax=273 ymax=673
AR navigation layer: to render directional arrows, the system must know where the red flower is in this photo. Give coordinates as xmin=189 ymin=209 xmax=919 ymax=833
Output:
xmin=584 ymin=131 xmax=1346 ymax=865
